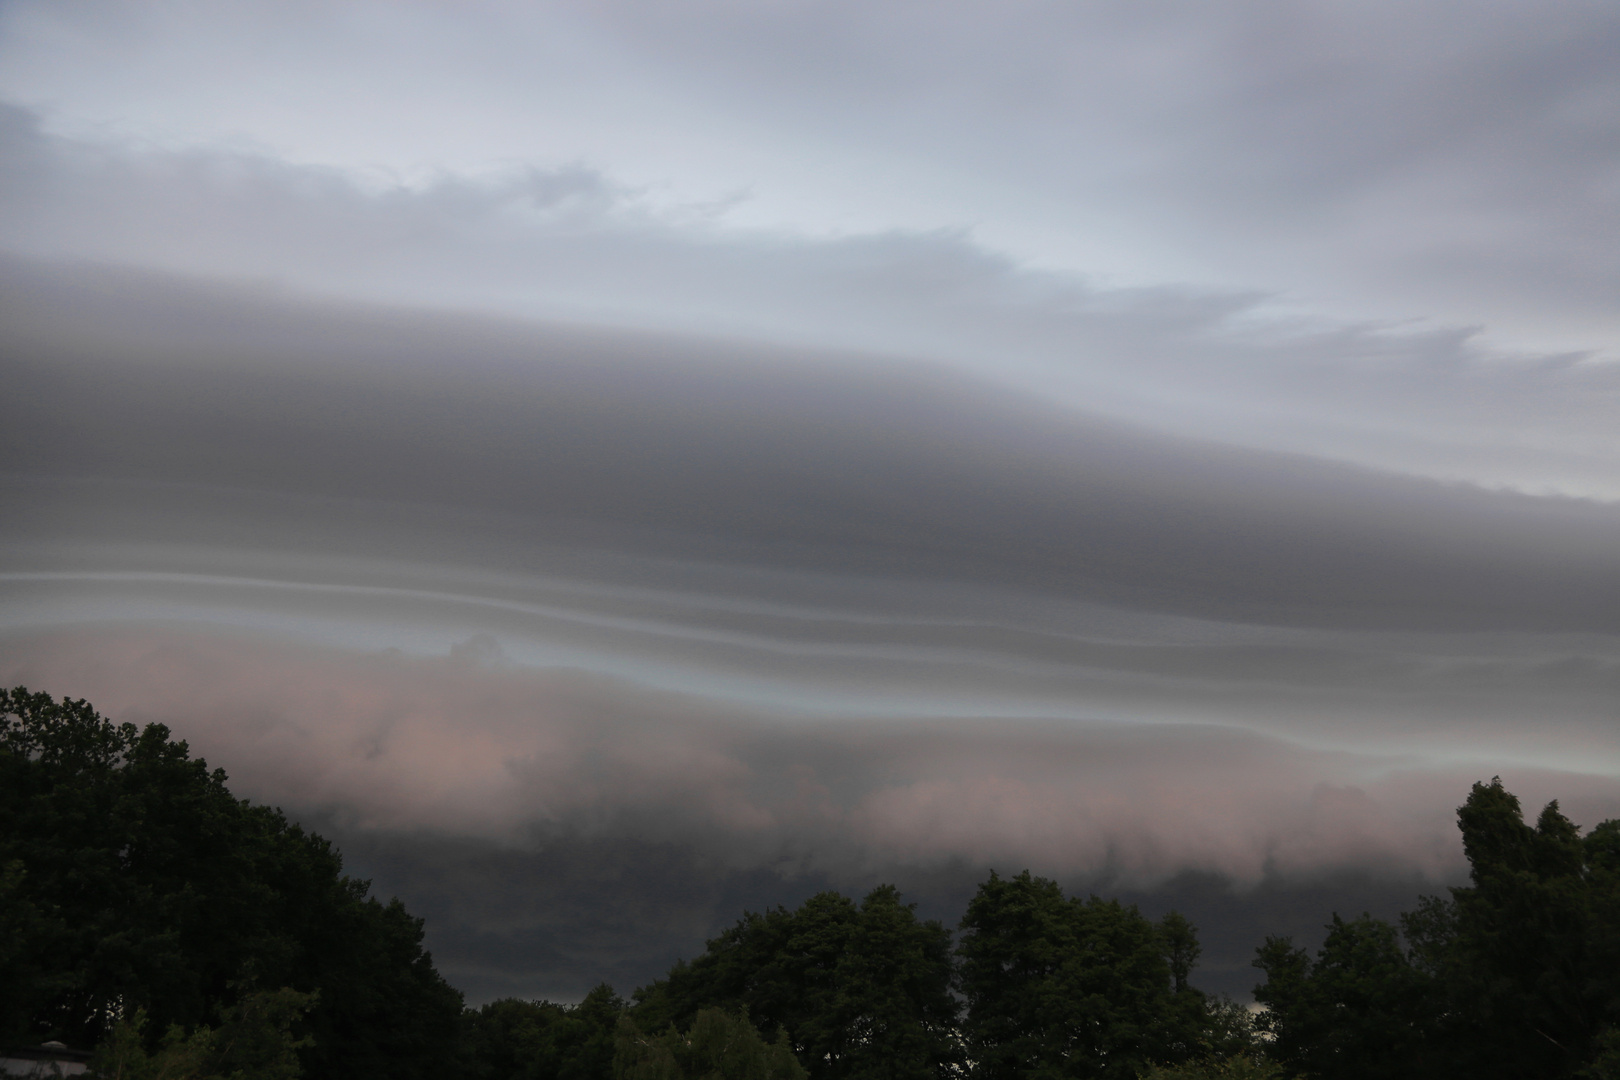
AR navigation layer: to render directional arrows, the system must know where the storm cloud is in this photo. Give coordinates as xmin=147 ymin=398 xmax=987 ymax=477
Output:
xmin=6 ymin=266 xmax=1620 ymax=998
xmin=3 ymin=0 xmax=1618 ymax=1002
xmin=4 ymin=103 xmax=1620 ymax=498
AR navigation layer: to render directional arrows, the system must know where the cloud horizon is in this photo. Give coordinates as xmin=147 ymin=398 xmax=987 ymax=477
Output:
xmin=3 ymin=0 xmax=1617 ymax=1003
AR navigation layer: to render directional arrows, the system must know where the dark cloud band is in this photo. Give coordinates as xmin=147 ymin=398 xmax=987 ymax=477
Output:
xmin=7 ymin=258 xmax=1620 ymax=635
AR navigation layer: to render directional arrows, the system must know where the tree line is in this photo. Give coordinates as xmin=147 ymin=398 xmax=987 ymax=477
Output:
xmin=3 ymin=687 xmax=1618 ymax=1079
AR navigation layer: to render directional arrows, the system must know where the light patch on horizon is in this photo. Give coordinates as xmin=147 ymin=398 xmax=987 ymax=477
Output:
xmin=8 ymin=622 xmax=1618 ymax=890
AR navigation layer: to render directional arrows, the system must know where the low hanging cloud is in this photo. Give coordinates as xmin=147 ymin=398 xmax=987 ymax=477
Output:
xmin=12 ymin=619 xmax=1619 ymax=1003
xmin=14 ymin=623 xmax=1616 ymax=892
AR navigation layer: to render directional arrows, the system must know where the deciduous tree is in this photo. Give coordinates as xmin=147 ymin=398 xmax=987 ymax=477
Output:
xmin=0 ymin=687 xmax=463 ymax=1079
xmin=956 ymin=871 xmax=1206 ymax=1080
xmin=632 ymin=886 xmax=959 ymax=1080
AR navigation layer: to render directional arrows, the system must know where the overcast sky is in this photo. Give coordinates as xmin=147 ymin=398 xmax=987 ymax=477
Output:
xmin=2 ymin=0 xmax=1618 ymax=1001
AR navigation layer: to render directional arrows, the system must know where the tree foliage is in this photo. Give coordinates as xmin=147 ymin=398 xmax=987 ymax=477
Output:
xmin=88 ymin=987 xmax=317 ymax=1080
xmin=615 ymin=1008 xmax=806 ymax=1080
xmin=631 ymin=885 xmax=961 ymax=1080
xmin=1252 ymin=914 xmax=1438 ymax=1080
xmin=52 ymin=683 xmax=1620 ymax=1079
xmin=1253 ymin=778 xmax=1620 ymax=1080
xmin=0 ymin=687 xmax=464 ymax=1079
xmin=956 ymin=871 xmax=1219 ymax=1080
xmin=1138 ymin=1056 xmax=1282 ymax=1080
xmin=461 ymin=985 xmax=627 ymax=1080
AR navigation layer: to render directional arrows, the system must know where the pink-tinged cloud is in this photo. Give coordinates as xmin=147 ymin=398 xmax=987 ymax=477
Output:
xmin=8 ymin=624 xmax=1616 ymax=889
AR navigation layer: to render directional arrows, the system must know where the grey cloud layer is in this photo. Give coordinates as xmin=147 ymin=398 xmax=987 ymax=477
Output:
xmin=3 ymin=1 xmax=1616 ymax=351
xmin=590 ymin=0 xmax=1620 ymax=321
xmin=7 ymin=259 xmax=1620 ymax=638
xmin=10 ymin=624 xmax=1617 ymax=887
xmin=6 ymin=262 xmax=1613 ymax=893
xmin=6 ymin=262 xmax=1619 ymax=1001
xmin=4 ymin=109 xmax=1620 ymax=498
xmin=3 ymin=622 xmax=1616 ymax=1003
xmin=5 ymin=262 xmax=1620 ymax=838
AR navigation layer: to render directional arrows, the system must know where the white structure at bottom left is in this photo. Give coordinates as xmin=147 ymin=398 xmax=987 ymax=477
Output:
xmin=0 ymin=1042 xmax=91 ymax=1077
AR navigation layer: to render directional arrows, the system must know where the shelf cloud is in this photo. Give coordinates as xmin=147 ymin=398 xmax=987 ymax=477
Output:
xmin=3 ymin=0 xmax=1618 ymax=1001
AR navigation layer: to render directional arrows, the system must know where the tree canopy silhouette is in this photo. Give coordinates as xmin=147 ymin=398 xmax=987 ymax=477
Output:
xmin=12 ymin=685 xmax=1616 ymax=1080
xmin=0 ymin=687 xmax=464 ymax=1079
xmin=1254 ymin=777 xmax=1620 ymax=1080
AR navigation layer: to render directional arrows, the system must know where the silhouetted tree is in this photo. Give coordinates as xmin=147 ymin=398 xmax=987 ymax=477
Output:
xmin=1427 ymin=780 xmax=1620 ymax=1077
xmin=89 ymin=986 xmax=318 ymax=1080
xmin=461 ymin=984 xmax=627 ymax=1080
xmin=1252 ymin=914 xmax=1439 ymax=1079
xmin=0 ymin=687 xmax=463 ymax=1079
xmin=1253 ymin=778 xmax=1620 ymax=1080
xmin=632 ymin=886 xmax=960 ymax=1080
xmin=615 ymin=1007 xmax=805 ymax=1080
xmin=956 ymin=871 xmax=1208 ymax=1080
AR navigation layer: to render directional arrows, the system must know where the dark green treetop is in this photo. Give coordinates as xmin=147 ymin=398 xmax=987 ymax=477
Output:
xmin=1253 ymin=777 xmax=1620 ymax=1080
xmin=631 ymin=885 xmax=960 ymax=1080
xmin=615 ymin=1007 xmax=806 ymax=1080
xmin=956 ymin=870 xmax=1213 ymax=1080
xmin=0 ymin=687 xmax=464 ymax=1079
xmin=1252 ymin=913 xmax=1439 ymax=1080
xmin=460 ymin=984 xmax=629 ymax=1080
